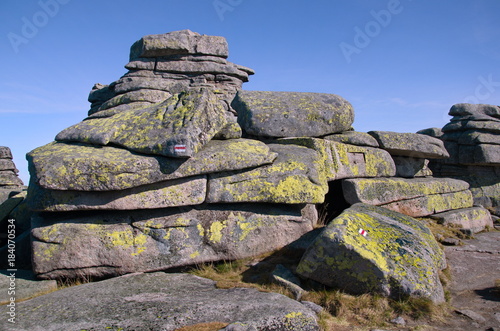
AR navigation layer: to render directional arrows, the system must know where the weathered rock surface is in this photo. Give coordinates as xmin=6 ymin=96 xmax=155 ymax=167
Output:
xmin=429 ymin=206 xmax=493 ymax=234
xmin=277 ymin=138 xmax=395 ymax=181
xmin=342 ymin=177 xmax=470 ymax=206
xmin=428 ymin=103 xmax=500 ymax=216
xmin=380 ymin=190 xmax=474 ymax=217
xmin=56 ymin=88 xmax=227 ymax=158
xmin=342 ymin=177 xmax=473 ymax=217
xmin=392 ymin=156 xmax=433 ymax=178
xmin=27 ymin=139 xmax=276 ymax=191
xmin=0 ymin=147 xmax=24 ymax=187
xmin=207 ymin=144 xmax=328 ymax=204
xmin=232 ymin=90 xmax=354 ymax=138
xmin=31 ymin=204 xmax=317 ymax=279
xmin=0 ymin=270 xmax=57 ymax=305
xmin=297 ymin=203 xmax=446 ymax=303
xmin=368 ymin=131 xmax=450 ymax=159
xmin=130 ymin=29 xmax=229 ymax=59
xmin=0 ymin=272 xmax=319 ymax=331
xmin=323 ymin=131 xmax=380 ymax=147
xmin=27 ymin=175 xmax=207 ymax=211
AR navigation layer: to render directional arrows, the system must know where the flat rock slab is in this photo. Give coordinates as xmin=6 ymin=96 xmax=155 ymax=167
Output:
xmin=342 ymin=177 xmax=471 ymax=205
xmin=277 ymin=138 xmax=395 ymax=181
xmin=0 ymin=270 xmax=57 ymax=305
xmin=207 ymin=144 xmax=328 ymax=204
xmin=28 ymin=139 xmax=276 ymax=191
xmin=27 ymin=175 xmax=207 ymax=211
xmin=130 ymin=29 xmax=229 ymax=59
xmin=31 ymin=204 xmax=317 ymax=280
xmin=392 ymin=156 xmax=433 ymax=178
xmin=0 ymin=272 xmax=319 ymax=331
xmin=55 ymin=88 xmax=227 ymax=158
xmin=233 ymin=90 xmax=354 ymax=138
xmin=297 ymin=203 xmax=446 ymax=303
xmin=449 ymin=103 xmax=500 ymax=121
xmin=380 ymin=190 xmax=474 ymax=217
xmin=430 ymin=207 xmax=493 ymax=234
xmin=368 ymin=131 xmax=450 ymax=159
xmin=323 ymin=131 xmax=380 ymax=147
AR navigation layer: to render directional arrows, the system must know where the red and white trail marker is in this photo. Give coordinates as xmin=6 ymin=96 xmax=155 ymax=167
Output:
xmin=174 ymin=145 xmax=187 ymax=153
xmin=358 ymin=228 xmax=368 ymax=237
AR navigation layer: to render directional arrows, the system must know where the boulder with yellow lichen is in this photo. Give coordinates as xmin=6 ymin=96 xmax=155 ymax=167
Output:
xmin=31 ymin=204 xmax=317 ymax=280
xmin=296 ymin=203 xmax=446 ymax=303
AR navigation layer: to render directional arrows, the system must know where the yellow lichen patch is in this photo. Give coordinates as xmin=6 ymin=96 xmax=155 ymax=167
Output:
xmin=285 ymin=311 xmax=303 ymax=319
xmin=208 ymin=220 xmax=227 ymax=243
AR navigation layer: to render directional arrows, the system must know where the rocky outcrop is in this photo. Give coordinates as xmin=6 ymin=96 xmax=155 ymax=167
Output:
xmin=422 ymin=103 xmax=500 ymax=216
xmin=429 ymin=206 xmax=493 ymax=234
xmin=297 ymin=203 xmax=446 ymax=303
xmin=0 ymin=272 xmax=319 ymax=331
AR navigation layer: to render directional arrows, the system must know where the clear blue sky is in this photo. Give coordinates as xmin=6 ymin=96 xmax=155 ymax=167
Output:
xmin=1 ymin=0 xmax=499 ymax=184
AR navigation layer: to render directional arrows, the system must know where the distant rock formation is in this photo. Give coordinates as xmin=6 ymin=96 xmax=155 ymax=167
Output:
xmin=420 ymin=103 xmax=500 ymax=218
xmin=20 ymin=31 xmax=496 ymax=306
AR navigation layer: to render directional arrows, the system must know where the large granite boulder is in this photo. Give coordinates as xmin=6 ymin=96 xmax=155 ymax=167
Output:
xmin=207 ymin=144 xmax=328 ymax=204
xmin=27 ymin=139 xmax=276 ymax=191
xmin=296 ymin=203 xmax=446 ymax=303
xmin=323 ymin=131 xmax=380 ymax=147
xmin=31 ymin=204 xmax=317 ymax=280
xmin=368 ymin=131 xmax=450 ymax=159
xmin=0 ymin=147 xmax=23 ymax=187
xmin=56 ymin=88 xmax=227 ymax=158
xmin=232 ymin=90 xmax=354 ymax=138
xmin=0 ymin=272 xmax=319 ymax=331
xmin=342 ymin=177 xmax=473 ymax=217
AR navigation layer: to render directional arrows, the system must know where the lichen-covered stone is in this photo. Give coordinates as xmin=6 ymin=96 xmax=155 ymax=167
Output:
xmin=0 ymin=159 xmax=17 ymax=171
xmin=296 ymin=203 xmax=446 ymax=303
xmin=342 ymin=177 xmax=470 ymax=206
xmin=206 ymin=144 xmax=328 ymax=204
xmin=27 ymin=139 xmax=277 ymax=191
xmin=55 ymin=88 xmax=227 ymax=158
xmin=277 ymin=138 xmax=395 ymax=181
xmin=31 ymin=204 xmax=317 ymax=280
xmin=0 ymin=147 xmax=13 ymax=159
xmin=430 ymin=206 xmax=493 ymax=234
xmin=323 ymin=131 xmax=379 ymax=147
xmin=392 ymin=156 xmax=433 ymax=178
xmin=368 ymin=131 xmax=450 ymax=159
xmin=0 ymin=191 xmax=25 ymax=223
xmin=129 ymin=29 xmax=229 ymax=60
xmin=457 ymin=144 xmax=500 ymax=165
xmin=0 ymin=170 xmax=23 ymax=186
xmin=417 ymin=127 xmax=443 ymax=138
xmin=448 ymin=103 xmax=500 ymax=120
xmin=380 ymin=190 xmax=474 ymax=217
xmin=27 ymin=176 xmax=207 ymax=211
xmin=0 ymin=272 xmax=319 ymax=331
xmin=232 ymin=90 xmax=354 ymax=138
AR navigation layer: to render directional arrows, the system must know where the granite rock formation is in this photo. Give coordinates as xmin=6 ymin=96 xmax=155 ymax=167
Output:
xmin=421 ymin=103 xmax=500 ymax=217
xmin=22 ymin=31 xmax=497 ymax=310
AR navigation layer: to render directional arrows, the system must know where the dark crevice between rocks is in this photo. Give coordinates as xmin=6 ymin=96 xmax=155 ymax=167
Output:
xmin=316 ymin=180 xmax=350 ymax=226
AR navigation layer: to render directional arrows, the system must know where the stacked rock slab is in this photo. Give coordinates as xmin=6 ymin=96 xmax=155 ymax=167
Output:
xmin=422 ymin=103 xmax=500 ymax=218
